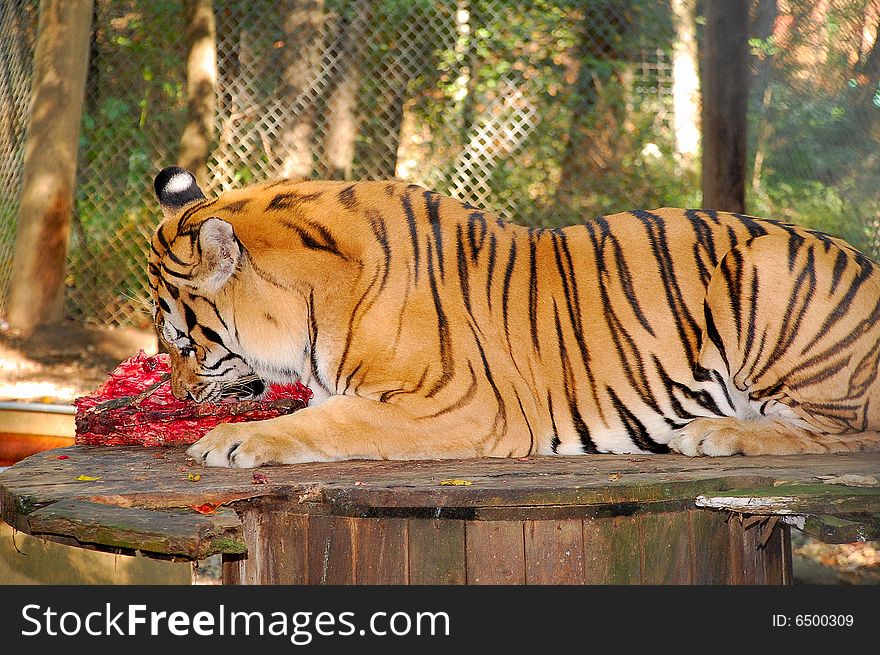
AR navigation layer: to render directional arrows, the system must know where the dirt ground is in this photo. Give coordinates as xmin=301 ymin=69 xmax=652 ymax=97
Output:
xmin=0 ymin=319 xmax=157 ymax=403
xmin=0 ymin=319 xmax=877 ymax=584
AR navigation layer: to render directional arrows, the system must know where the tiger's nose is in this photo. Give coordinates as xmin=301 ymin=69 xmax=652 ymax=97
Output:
xmin=170 ymin=376 xmax=191 ymax=401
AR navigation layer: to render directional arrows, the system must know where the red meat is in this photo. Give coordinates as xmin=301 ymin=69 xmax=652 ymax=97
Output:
xmin=74 ymin=351 xmax=312 ymax=446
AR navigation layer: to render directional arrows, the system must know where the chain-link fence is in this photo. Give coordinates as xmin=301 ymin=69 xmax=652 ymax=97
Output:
xmin=0 ymin=0 xmax=878 ymax=328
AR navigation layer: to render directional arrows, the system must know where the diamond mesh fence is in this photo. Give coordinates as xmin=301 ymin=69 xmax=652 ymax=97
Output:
xmin=0 ymin=0 xmax=878 ymax=328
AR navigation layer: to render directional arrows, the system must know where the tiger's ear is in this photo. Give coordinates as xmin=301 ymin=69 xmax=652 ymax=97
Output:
xmin=195 ymin=218 xmax=241 ymax=293
xmin=154 ymin=166 xmax=205 ymax=219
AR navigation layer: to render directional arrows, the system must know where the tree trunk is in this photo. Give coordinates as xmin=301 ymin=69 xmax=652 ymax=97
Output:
xmin=279 ymin=0 xmax=324 ymax=179
xmin=177 ymin=0 xmax=217 ymax=188
xmin=671 ymin=0 xmax=699 ymax=165
xmin=320 ymin=0 xmax=371 ymax=180
xmin=7 ymin=0 xmax=93 ymax=334
xmin=701 ymin=0 xmax=749 ymax=213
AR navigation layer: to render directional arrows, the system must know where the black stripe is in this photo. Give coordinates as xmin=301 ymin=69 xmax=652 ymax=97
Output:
xmin=218 ymin=199 xmax=250 ymax=213
xmin=653 ymin=354 xmax=726 ymax=419
xmin=335 ymin=267 xmax=382 ymax=389
xmin=402 ymin=192 xmax=420 ymax=283
xmin=281 ymin=221 xmax=349 ymax=261
xmin=703 ymin=300 xmax=730 ymax=374
xmin=425 ymin=238 xmax=454 ymax=398
xmin=528 ymin=230 xmax=541 ymax=355
xmin=630 ymin=210 xmax=701 ymax=367
xmin=501 ymin=239 xmax=518 ymax=351
xmin=424 ymin=191 xmax=445 ymax=281
xmin=183 ymin=303 xmax=198 ymax=332
xmin=552 ymin=229 xmax=604 ymax=421
xmin=514 ymin=388 xmax=535 ymax=455
xmin=486 ymin=233 xmax=497 ymax=311
xmin=367 ymin=209 xmax=391 ymax=290
xmin=547 ymin=392 xmax=560 ymax=454
xmin=467 ymin=212 xmax=487 ymax=263
xmin=719 ymin=247 xmax=744 ymax=343
xmin=308 ymin=290 xmax=320 ymax=388
xmin=467 ymin=322 xmax=507 ymax=438
xmin=266 ymin=191 xmax=324 ymax=211
xmin=830 ymin=248 xmax=848 ymax=296
xmin=552 ymin=299 xmax=597 ymax=453
xmin=754 ymin=246 xmax=817 ymax=381
xmin=338 ymin=185 xmax=357 ymax=209
xmin=607 ymin=386 xmax=670 ymax=453
xmin=801 ymin=254 xmax=875 ymax=355
xmin=200 ymin=324 xmax=224 ymax=345
xmin=421 ymin=361 xmax=478 ymax=419
xmin=456 ymin=225 xmax=473 ymax=318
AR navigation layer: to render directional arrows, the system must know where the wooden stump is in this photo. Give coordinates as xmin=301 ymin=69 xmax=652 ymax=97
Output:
xmin=2 ymin=446 xmax=878 ymax=585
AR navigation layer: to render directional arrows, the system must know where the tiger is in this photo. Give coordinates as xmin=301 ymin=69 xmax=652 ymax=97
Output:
xmin=148 ymin=165 xmax=880 ymax=468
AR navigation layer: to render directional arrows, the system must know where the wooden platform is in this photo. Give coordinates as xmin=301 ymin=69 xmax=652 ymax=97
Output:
xmin=1 ymin=446 xmax=878 ymax=584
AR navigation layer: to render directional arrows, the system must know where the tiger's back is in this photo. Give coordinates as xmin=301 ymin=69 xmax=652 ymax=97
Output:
xmin=149 ymin=168 xmax=880 ymax=467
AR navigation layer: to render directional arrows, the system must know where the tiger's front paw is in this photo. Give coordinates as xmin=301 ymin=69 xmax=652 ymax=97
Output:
xmin=186 ymin=421 xmax=326 ymax=468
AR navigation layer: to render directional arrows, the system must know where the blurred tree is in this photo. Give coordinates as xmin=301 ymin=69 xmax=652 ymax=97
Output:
xmin=178 ymin=0 xmax=216 ymax=187
xmin=671 ymin=0 xmax=699 ymax=165
xmin=701 ymin=0 xmax=749 ymax=212
xmin=319 ymin=0 xmax=371 ymax=179
xmin=8 ymin=0 xmax=93 ymax=334
xmin=278 ymin=0 xmax=324 ymax=178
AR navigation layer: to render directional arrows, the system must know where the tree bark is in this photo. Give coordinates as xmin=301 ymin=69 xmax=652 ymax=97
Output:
xmin=7 ymin=0 xmax=93 ymax=334
xmin=279 ymin=0 xmax=324 ymax=179
xmin=320 ymin=0 xmax=370 ymax=180
xmin=701 ymin=0 xmax=749 ymax=213
xmin=177 ymin=0 xmax=217 ymax=188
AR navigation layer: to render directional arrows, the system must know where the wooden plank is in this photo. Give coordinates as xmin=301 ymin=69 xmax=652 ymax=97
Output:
xmin=696 ymin=483 xmax=880 ymax=515
xmin=354 ymin=517 xmax=408 ymax=584
xmin=407 ymin=519 xmax=466 ymax=585
xmin=524 ymin=520 xmax=585 ymax=584
xmin=727 ymin=515 xmax=746 ymax=584
xmin=232 ymin=508 xmax=309 ymax=585
xmin=689 ymin=509 xmax=731 ymax=584
xmin=307 ymin=515 xmax=354 ymax=584
xmin=763 ymin=522 xmax=788 ymax=585
xmin=640 ymin=512 xmax=691 ymax=584
xmin=582 ymin=516 xmax=640 ymax=584
xmin=465 ymin=521 xmax=525 ymax=584
xmin=24 ymin=499 xmax=244 ymax=559
xmin=2 ymin=446 xmax=879 ymax=562
xmin=741 ymin=518 xmax=768 ymax=584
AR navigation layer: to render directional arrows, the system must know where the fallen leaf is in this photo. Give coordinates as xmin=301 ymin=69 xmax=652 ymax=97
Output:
xmin=56 ymin=455 xmax=70 ymax=460
xmin=354 ymin=481 xmax=364 ymax=486
xmin=251 ymin=472 xmax=269 ymax=485
xmin=188 ymin=473 xmax=201 ymax=482
xmin=190 ymin=503 xmax=218 ymax=515
xmin=608 ymin=473 xmax=622 ymax=482
xmin=76 ymin=475 xmax=100 ymax=481
xmin=439 ymin=479 xmax=473 ymax=486
xmin=152 ymin=452 xmax=166 ymax=459
xmin=773 ymin=480 xmax=789 ymax=486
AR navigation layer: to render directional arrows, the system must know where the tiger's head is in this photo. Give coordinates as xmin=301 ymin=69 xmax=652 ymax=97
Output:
xmin=148 ymin=166 xmax=274 ymax=403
